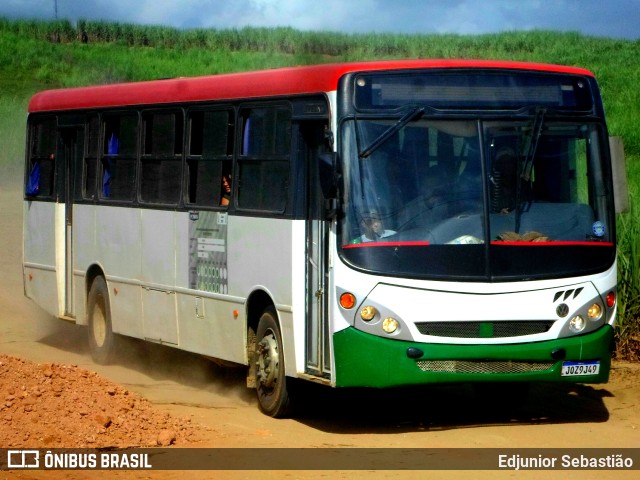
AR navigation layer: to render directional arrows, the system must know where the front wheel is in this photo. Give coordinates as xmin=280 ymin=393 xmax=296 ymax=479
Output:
xmin=87 ymin=276 xmax=115 ymax=365
xmin=254 ymin=308 xmax=292 ymax=417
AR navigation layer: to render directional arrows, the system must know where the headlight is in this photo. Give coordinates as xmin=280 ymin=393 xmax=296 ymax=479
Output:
xmin=587 ymin=303 xmax=603 ymax=321
xmin=360 ymin=305 xmax=377 ymax=321
xmin=382 ymin=317 xmax=399 ymax=334
xmin=569 ymin=315 xmax=586 ymax=333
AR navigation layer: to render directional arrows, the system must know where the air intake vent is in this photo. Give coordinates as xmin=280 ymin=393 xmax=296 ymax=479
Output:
xmin=416 ymin=360 xmax=554 ymax=374
xmin=415 ymin=321 xmax=555 ymax=338
xmin=553 ymin=288 xmax=584 ymax=302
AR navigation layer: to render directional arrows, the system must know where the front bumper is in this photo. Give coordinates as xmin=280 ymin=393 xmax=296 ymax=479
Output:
xmin=333 ymin=325 xmax=613 ymax=387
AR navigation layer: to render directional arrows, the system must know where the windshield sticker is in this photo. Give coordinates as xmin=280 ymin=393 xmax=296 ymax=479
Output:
xmin=592 ymin=221 xmax=606 ymax=238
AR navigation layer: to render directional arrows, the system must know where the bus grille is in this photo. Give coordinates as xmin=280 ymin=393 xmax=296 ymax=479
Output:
xmin=415 ymin=321 xmax=555 ymax=338
xmin=416 ymin=360 xmax=554 ymax=374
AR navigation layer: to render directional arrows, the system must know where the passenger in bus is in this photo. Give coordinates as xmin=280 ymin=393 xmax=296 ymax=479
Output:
xmin=452 ymin=153 xmax=483 ymax=215
xmin=490 ymin=146 xmax=518 ymax=214
xmin=357 ymin=211 xmax=396 ymax=242
xmin=422 ymin=164 xmax=451 ymax=209
xmin=220 ymin=173 xmax=231 ymax=206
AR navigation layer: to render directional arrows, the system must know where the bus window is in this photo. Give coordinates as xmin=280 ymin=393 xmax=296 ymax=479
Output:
xmin=82 ymin=114 xmax=100 ymax=200
xmin=26 ymin=116 xmax=57 ymax=198
xmin=101 ymin=113 xmax=138 ymax=201
xmin=186 ymin=109 xmax=233 ymax=207
xmin=237 ymin=106 xmax=291 ymax=212
xmin=140 ymin=110 xmax=183 ymax=204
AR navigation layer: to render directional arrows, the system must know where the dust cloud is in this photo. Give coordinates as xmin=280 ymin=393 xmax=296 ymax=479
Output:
xmin=0 ymin=181 xmax=253 ymax=410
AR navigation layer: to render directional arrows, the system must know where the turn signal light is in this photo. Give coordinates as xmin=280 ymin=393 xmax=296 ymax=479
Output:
xmin=340 ymin=292 xmax=356 ymax=309
xmin=606 ymin=291 xmax=616 ymax=309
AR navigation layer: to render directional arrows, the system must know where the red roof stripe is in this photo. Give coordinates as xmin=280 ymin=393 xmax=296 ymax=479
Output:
xmin=28 ymin=59 xmax=594 ymax=113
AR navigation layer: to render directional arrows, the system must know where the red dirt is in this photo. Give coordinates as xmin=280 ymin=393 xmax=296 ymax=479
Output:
xmin=0 ymin=353 xmax=208 ymax=449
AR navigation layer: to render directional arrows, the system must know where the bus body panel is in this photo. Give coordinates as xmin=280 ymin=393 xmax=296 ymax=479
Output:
xmin=174 ymin=292 xmax=243 ymax=362
xmin=333 ymin=325 xmax=613 ymax=388
xmin=23 ymin=201 xmax=59 ymax=318
xmin=95 ymin=206 xmax=142 ymax=282
xmin=140 ymin=209 xmax=178 ymax=344
xmin=226 ymin=216 xmax=298 ymax=374
xmin=354 ymin=280 xmax=613 ymax=345
xmin=291 ymin=219 xmax=308 ymax=375
xmin=226 ymin=216 xmax=293 ymax=304
xmin=140 ymin=209 xmax=177 ymax=287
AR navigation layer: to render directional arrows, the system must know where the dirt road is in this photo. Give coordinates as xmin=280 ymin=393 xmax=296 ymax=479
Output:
xmin=0 ymin=184 xmax=638 ymax=480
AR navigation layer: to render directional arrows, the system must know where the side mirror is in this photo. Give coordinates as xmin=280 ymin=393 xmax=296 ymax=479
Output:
xmin=610 ymin=136 xmax=629 ymax=213
xmin=318 ymin=152 xmax=338 ymax=200
xmin=318 ymin=152 xmax=339 ymax=219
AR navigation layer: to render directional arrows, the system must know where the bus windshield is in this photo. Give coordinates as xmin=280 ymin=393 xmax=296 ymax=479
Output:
xmin=340 ymin=115 xmax=616 ymax=281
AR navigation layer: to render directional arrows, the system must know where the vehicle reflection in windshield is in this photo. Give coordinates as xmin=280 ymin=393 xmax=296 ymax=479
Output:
xmin=340 ymin=117 xmax=614 ymax=280
xmin=344 ymin=118 xmax=483 ymax=246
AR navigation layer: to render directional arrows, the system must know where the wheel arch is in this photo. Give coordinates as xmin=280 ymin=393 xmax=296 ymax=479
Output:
xmin=81 ymin=263 xmax=106 ymax=326
xmin=244 ymin=288 xmax=278 ymax=389
xmin=245 ymin=288 xmax=278 ymax=340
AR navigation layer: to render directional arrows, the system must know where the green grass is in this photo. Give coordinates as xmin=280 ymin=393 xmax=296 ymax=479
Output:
xmin=0 ymin=18 xmax=639 ymax=356
xmin=0 ymin=96 xmax=27 ymax=187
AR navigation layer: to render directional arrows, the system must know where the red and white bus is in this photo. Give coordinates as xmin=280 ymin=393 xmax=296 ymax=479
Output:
xmin=24 ymin=60 xmax=620 ymax=416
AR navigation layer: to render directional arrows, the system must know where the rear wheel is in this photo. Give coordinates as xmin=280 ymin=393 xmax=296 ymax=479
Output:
xmin=254 ymin=307 xmax=292 ymax=417
xmin=87 ymin=276 xmax=115 ymax=365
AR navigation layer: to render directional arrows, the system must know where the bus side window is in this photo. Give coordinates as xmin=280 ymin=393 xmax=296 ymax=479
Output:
xmin=82 ymin=114 xmax=100 ymax=200
xmin=26 ymin=116 xmax=57 ymax=198
xmin=101 ymin=113 xmax=138 ymax=201
xmin=186 ymin=109 xmax=234 ymax=208
xmin=237 ymin=106 xmax=291 ymax=212
xmin=140 ymin=110 xmax=183 ymax=205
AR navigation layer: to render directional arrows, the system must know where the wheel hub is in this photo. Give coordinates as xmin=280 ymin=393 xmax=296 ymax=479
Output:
xmin=93 ymin=301 xmax=107 ymax=347
xmin=256 ymin=330 xmax=279 ymax=389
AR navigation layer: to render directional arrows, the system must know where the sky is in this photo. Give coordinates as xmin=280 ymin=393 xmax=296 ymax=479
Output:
xmin=0 ymin=0 xmax=639 ymax=40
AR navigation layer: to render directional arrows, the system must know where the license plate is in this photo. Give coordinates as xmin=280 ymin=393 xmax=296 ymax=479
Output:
xmin=561 ymin=361 xmax=600 ymax=376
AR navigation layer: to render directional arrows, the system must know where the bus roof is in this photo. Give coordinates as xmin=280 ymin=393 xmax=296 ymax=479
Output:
xmin=28 ymin=59 xmax=595 ymax=113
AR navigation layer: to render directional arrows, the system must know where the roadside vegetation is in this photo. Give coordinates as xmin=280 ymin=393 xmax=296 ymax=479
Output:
xmin=0 ymin=18 xmax=638 ymax=358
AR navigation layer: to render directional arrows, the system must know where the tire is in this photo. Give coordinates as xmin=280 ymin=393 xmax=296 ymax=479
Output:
xmin=87 ymin=276 xmax=115 ymax=365
xmin=254 ymin=307 xmax=292 ymax=418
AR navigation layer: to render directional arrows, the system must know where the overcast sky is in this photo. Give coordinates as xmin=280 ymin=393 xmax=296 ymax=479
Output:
xmin=0 ymin=0 xmax=638 ymax=39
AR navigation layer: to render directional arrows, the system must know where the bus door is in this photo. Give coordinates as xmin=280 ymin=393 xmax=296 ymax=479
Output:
xmin=304 ymin=123 xmax=332 ymax=378
xmin=57 ymin=123 xmax=84 ymax=318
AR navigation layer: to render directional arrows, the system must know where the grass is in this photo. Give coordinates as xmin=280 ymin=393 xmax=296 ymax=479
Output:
xmin=0 ymin=96 xmax=27 ymax=187
xmin=0 ymin=18 xmax=639 ymax=356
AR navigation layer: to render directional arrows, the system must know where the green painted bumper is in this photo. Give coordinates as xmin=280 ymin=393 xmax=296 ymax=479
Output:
xmin=333 ymin=325 xmax=614 ymax=387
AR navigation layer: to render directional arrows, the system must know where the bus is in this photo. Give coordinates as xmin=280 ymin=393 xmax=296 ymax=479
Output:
xmin=23 ymin=60 xmax=622 ymax=417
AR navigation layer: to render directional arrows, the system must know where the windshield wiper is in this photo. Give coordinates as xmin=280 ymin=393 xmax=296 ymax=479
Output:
xmin=359 ymin=106 xmax=425 ymax=159
xmin=520 ymin=108 xmax=546 ymax=182
xmin=515 ymin=107 xmax=546 ymax=232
